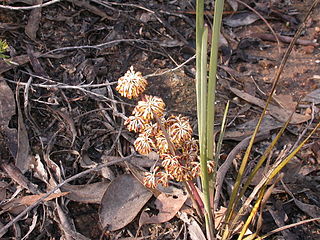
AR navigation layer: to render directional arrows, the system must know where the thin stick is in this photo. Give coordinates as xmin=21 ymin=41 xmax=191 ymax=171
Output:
xmin=144 ymin=55 xmax=196 ymax=78
xmin=44 ymin=38 xmax=148 ymax=55
xmin=0 ymin=0 xmax=61 ymax=10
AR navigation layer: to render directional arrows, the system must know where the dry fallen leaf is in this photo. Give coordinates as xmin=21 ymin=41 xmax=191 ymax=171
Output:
xmin=139 ymin=188 xmax=188 ymax=226
xmin=188 ymin=218 xmax=207 ymax=240
xmin=268 ymin=204 xmax=297 ymax=240
xmin=1 ymin=162 xmax=38 ymax=194
xmin=223 ymin=12 xmax=259 ymax=27
xmin=61 ymin=181 xmax=110 ymax=204
xmin=99 ymin=174 xmax=153 ymax=231
xmin=224 ymin=115 xmax=282 ymax=141
xmin=273 ymin=94 xmax=297 ymax=112
xmin=25 ymin=0 xmax=42 ymax=41
xmin=56 ymin=202 xmax=90 ymax=240
xmin=0 ymin=182 xmax=8 ymax=201
xmin=178 ymin=212 xmax=206 ymax=240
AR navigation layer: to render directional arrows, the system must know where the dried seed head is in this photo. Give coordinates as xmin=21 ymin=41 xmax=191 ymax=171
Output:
xmin=190 ymin=161 xmax=201 ymax=177
xmin=124 ymin=115 xmax=147 ymax=133
xmin=133 ymin=95 xmax=165 ymax=120
xmin=155 ymin=133 xmax=170 ymax=154
xmin=156 ymin=171 xmax=172 ymax=187
xmin=116 ymin=66 xmax=147 ymax=99
xmin=182 ymin=138 xmax=199 ymax=155
xmin=170 ymin=163 xmax=189 ymax=182
xmin=143 ymin=168 xmax=158 ymax=188
xmin=207 ymin=160 xmax=215 ymax=173
xmin=161 ymin=154 xmax=179 ymax=170
xmin=167 ymin=115 xmax=193 ymax=145
xmin=144 ymin=122 xmax=161 ymax=137
xmin=134 ymin=133 xmax=154 ymax=155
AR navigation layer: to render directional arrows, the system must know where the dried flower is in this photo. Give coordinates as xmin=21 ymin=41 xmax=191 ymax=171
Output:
xmin=207 ymin=160 xmax=215 ymax=173
xmin=134 ymin=133 xmax=154 ymax=155
xmin=190 ymin=160 xmax=214 ymax=177
xmin=182 ymin=138 xmax=199 ymax=155
xmin=161 ymin=154 xmax=179 ymax=170
xmin=143 ymin=168 xmax=158 ymax=188
xmin=167 ymin=115 xmax=193 ymax=145
xmin=116 ymin=66 xmax=147 ymax=99
xmin=124 ymin=115 xmax=147 ymax=133
xmin=156 ymin=171 xmax=173 ymax=187
xmin=191 ymin=161 xmax=201 ymax=177
xmin=143 ymin=122 xmax=161 ymax=137
xmin=155 ymin=133 xmax=170 ymax=154
xmin=170 ymin=163 xmax=190 ymax=181
xmin=133 ymin=95 xmax=165 ymax=120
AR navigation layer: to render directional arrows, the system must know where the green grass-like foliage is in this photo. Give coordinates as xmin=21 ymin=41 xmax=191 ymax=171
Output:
xmin=196 ymin=0 xmax=225 ymax=239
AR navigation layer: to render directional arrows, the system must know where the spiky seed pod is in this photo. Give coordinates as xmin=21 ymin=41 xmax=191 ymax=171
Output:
xmin=134 ymin=133 xmax=154 ymax=155
xmin=133 ymin=95 xmax=165 ymax=120
xmin=124 ymin=115 xmax=147 ymax=133
xmin=167 ymin=115 xmax=193 ymax=145
xmin=116 ymin=66 xmax=147 ymax=99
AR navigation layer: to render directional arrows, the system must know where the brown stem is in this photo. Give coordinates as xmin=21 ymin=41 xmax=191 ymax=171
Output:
xmin=187 ymin=180 xmax=205 ymax=214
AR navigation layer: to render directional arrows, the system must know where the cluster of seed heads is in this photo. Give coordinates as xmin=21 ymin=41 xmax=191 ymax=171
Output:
xmin=116 ymin=67 xmax=214 ymax=188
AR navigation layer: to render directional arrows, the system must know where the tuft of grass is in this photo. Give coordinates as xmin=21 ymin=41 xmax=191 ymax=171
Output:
xmin=196 ymin=0 xmax=225 ymax=239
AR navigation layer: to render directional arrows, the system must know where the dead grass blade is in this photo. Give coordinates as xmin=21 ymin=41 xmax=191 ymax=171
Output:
xmin=238 ymin=108 xmax=294 ymax=202
xmin=237 ymin=174 xmax=282 ymax=240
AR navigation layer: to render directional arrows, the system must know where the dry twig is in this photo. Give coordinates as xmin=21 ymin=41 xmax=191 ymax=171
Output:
xmin=0 ymin=0 xmax=61 ymax=10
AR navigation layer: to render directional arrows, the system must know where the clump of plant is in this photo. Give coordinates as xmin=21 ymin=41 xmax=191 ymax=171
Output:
xmin=0 ymin=39 xmax=9 ymax=59
xmin=116 ymin=66 xmax=215 ymax=188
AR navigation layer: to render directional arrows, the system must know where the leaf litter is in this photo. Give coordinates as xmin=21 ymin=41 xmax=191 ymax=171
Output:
xmin=139 ymin=188 xmax=188 ymax=226
xmin=99 ymin=174 xmax=153 ymax=231
xmin=0 ymin=0 xmax=319 ymax=239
